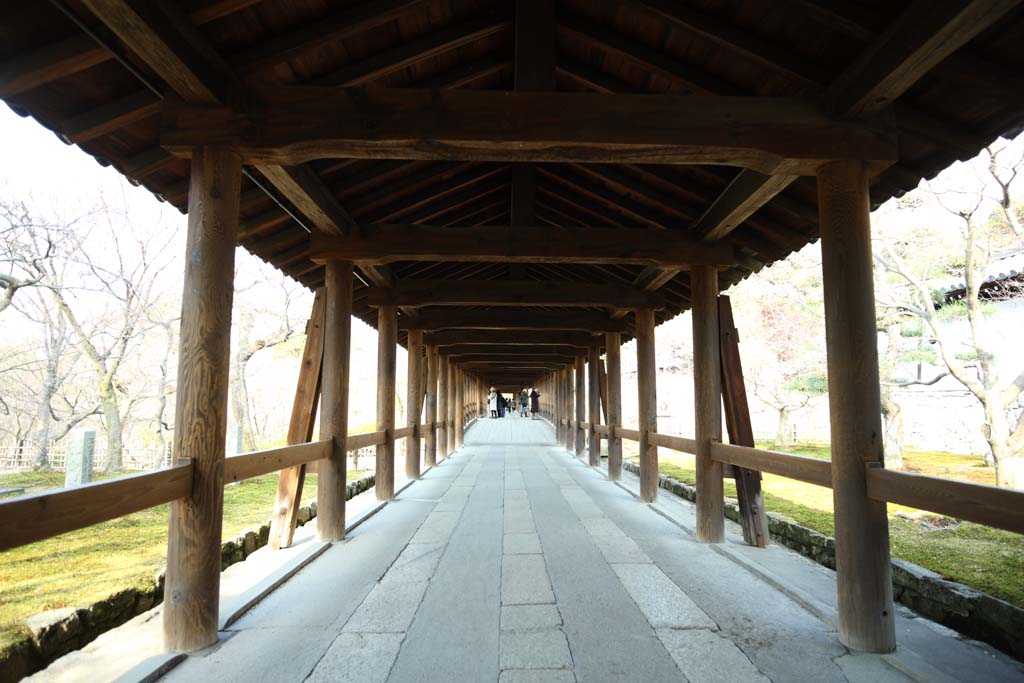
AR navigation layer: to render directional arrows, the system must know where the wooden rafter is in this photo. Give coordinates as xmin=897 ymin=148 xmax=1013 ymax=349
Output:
xmin=365 ymin=280 xmax=666 ymax=309
xmin=398 ymin=310 xmax=628 ymax=332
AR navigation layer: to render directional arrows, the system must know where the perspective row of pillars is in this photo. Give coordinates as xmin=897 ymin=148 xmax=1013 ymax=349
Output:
xmin=164 ymin=147 xmax=892 ymax=656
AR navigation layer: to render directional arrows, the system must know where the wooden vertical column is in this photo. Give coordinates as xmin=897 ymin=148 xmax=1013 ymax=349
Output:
xmin=555 ymin=371 xmax=563 ymax=441
xmin=636 ymin=308 xmax=658 ymax=503
xmin=405 ymin=329 xmax=423 ymax=479
xmin=588 ymin=345 xmax=601 ymax=466
xmin=455 ymin=367 xmax=465 ymax=449
xmin=606 ymin=332 xmax=623 ymax=480
xmin=819 ymin=160 xmax=896 ymax=653
xmin=317 ymin=262 xmax=353 ymax=541
xmin=437 ymin=354 xmax=449 ymax=458
xmin=424 ymin=345 xmax=438 ymax=466
xmin=164 ymin=146 xmax=240 ymax=652
xmin=574 ymin=356 xmax=586 ymax=457
xmin=564 ymin=367 xmax=574 ymax=452
xmin=447 ymin=361 xmax=456 ymax=454
xmin=692 ymin=266 xmax=724 ymax=543
xmin=375 ymin=305 xmax=397 ymax=501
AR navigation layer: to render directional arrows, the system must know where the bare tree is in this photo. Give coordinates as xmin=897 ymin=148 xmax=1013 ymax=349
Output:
xmin=876 ymin=142 xmax=1024 ymax=488
xmin=0 ymin=200 xmax=59 ymax=314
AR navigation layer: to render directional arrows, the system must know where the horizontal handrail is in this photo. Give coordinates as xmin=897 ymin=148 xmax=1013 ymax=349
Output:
xmin=652 ymin=433 xmax=697 ymax=454
xmin=0 ymin=462 xmax=193 ymax=552
xmin=866 ymin=464 xmax=1024 ymax=534
xmin=711 ymin=442 xmax=832 ymax=488
xmin=394 ymin=425 xmax=413 ymax=439
xmin=594 ymin=424 xmax=610 ymax=437
xmin=615 ymin=427 xmax=640 ymax=441
xmin=347 ymin=430 xmax=386 ymax=450
xmin=225 ymin=440 xmax=331 ymax=483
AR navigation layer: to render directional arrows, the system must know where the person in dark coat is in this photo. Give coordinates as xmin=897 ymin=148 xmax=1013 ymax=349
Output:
xmin=530 ymin=388 xmax=541 ymax=419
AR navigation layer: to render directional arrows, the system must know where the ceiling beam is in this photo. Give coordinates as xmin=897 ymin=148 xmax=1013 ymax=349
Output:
xmin=309 ymin=223 xmax=735 ymax=268
xmin=366 ymin=280 xmax=665 ymax=309
xmin=161 ymin=88 xmax=899 ymax=173
xmin=439 ymin=345 xmax=584 ymax=356
xmin=424 ymin=331 xmax=597 ymax=347
xmin=398 ymin=310 xmax=628 ymax=332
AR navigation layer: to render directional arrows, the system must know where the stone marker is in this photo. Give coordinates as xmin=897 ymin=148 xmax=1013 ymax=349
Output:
xmin=64 ymin=430 xmax=95 ymax=488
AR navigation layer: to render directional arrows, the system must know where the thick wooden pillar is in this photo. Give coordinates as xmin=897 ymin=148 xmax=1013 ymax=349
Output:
xmin=455 ymin=367 xmax=465 ymax=449
xmin=554 ymin=371 xmax=563 ymax=441
xmin=424 ymin=345 xmax=438 ymax=466
xmin=164 ymin=146 xmax=240 ymax=652
xmin=636 ymin=308 xmax=658 ymax=503
xmin=692 ymin=266 xmax=724 ymax=543
xmin=564 ymin=367 xmax=574 ymax=452
xmin=606 ymin=332 xmax=623 ymax=480
xmin=437 ymin=354 xmax=449 ymax=458
xmin=317 ymin=262 xmax=353 ymax=541
xmin=375 ymin=305 xmax=397 ymax=500
xmin=819 ymin=160 xmax=896 ymax=653
xmin=588 ymin=345 xmax=601 ymax=466
xmin=574 ymin=356 xmax=586 ymax=457
xmin=446 ymin=361 xmax=456 ymax=454
xmin=405 ymin=329 xmax=423 ymax=479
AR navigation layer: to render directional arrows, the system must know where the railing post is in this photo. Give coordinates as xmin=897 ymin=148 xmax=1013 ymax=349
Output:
xmin=164 ymin=146 xmax=240 ymax=653
xmin=424 ymin=344 xmax=438 ymax=466
xmin=692 ymin=266 xmax=724 ymax=543
xmin=564 ymin=367 xmax=574 ymax=452
xmin=574 ymin=356 xmax=586 ymax=458
xmin=818 ymin=160 xmax=896 ymax=653
xmin=606 ymin=332 xmax=623 ymax=480
xmin=636 ymin=308 xmax=658 ymax=503
xmin=437 ymin=354 xmax=449 ymax=458
xmin=405 ymin=329 xmax=423 ymax=479
xmin=318 ymin=261 xmax=352 ymax=541
xmin=588 ymin=344 xmax=601 ymax=466
xmin=375 ymin=305 xmax=397 ymax=500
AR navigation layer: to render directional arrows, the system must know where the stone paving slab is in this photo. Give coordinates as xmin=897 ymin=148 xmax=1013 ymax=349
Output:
xmin=657 ymin=628 xmax=770 ymax=683
xmin=307 ymin=632 xmax=405 ymax=683
xmin=611 ymin=563 xmax=718 ymax=630
xmin=500 ymin=629 xmax=574 ymax=670
xmin=502 ymin=555 xmax=556 ymax=605
xmin=501 ymin=605 xmax=563 ymax=631
xmin=504 ymin=532 xmax=543 ymax=555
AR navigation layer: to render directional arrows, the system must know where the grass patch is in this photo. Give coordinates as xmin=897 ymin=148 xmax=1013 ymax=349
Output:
xmin=0 ymin=469 xmax=365 ymax=651
xmin=625 ymin=441 xmax=1024 ymax=608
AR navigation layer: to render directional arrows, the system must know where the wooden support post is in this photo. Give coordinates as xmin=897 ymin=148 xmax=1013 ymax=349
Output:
xmin=406 ymin=329 xmax=423 ymax=479
xmin=636 ymin=308 xmax=658 ymax=503
xmin=437 ymin=354 xmax=449 ymax=458
xmin=375 ymin=305 xmax=397 ymax=500
xmin=818 ymin=160 xmax=896 ymax=653
xmin=424 ymin=344 xmax=438 ymax=466
xmin=692 ymin=266 xmax=724 ymax=543
xmin=164 ymin=146 xmax=240 ymax=652
xmin=719 ymin=296 xmax=768 ymax=548
xmin=606 ymin=332 xmax=623 ymax=480
xmin=574 ymin=356 xmax=586 ymax=458
xmin=269 ymin=290 xmax=325 ymax=550
xmin=564 ymin=367 xmax=574 ymax=452
xmin=588 ymin=344 xmax=601 ymax=466
xmin=455 ymin=367 xmax=464 ymax=449
xmin=447 ymin=360 xmax=456 ymax=454
xmin=318 ymin=261 xmax=353 ymax=540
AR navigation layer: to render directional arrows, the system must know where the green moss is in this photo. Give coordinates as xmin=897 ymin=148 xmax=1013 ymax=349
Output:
xmin=0 ymin=470 xmax=365 ymax=650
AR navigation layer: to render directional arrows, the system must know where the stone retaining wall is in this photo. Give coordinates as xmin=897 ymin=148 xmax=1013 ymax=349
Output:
xmin=0 ymin=473 xmax=375 ymax=683
xmin=621 ymin=461 xmax=1023 ymax=661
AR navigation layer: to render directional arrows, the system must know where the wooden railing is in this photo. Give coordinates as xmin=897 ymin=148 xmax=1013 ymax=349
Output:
xmin=571 ymin=423 xmax=1024 ymax=535
xmin=0 ymin=423 xmax=443 ymax=554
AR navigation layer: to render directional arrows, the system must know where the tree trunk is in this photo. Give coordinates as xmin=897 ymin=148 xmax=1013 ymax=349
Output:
xmin=100 ymin=381 xmax=124 ymax=472
xmin=773 ymin=405 xmax=790 ymax=449
xmin=31 ymin=356 xmax=58 ymax=470
xmin=880 ymin=387 xmax=904 ymax=470
xmin=230 ymin=312 xmax=257 ymax=452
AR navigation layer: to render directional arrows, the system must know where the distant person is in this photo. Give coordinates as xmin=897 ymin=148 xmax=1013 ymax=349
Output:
xmin=530 ymin=388 xmax=541 ymax=419
xmin=520 ymin=389 xmax=529 ymax=417
xmin=498 ymin=393 xmax=506 ymax=418
xmin=487 ymin=387 xmax=497 ymax=418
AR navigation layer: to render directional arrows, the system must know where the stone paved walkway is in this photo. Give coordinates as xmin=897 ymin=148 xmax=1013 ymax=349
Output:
xmin=160 ymin=418 xmax=1024 ymax=682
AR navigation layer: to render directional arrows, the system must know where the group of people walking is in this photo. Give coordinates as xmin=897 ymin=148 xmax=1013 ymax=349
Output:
xmin=487 ymin=387 xmax=540 ymax=419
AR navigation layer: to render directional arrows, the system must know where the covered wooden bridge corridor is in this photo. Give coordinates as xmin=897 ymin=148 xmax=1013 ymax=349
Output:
xmin=3 ymin=0 xmax=1024 ymax=681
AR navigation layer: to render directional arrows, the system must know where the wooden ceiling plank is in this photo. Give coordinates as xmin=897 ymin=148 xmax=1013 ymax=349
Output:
xmin=0 ymin=34 xmax=110 ymax=97
xmin=424 ymin=331 xmax=595 ymax=347
xmin=398 ymin=310 xmax=625 ymax=332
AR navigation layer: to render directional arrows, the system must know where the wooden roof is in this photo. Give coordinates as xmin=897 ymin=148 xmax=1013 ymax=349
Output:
xmin=3 ymin=0 xmax=1023 ymax=382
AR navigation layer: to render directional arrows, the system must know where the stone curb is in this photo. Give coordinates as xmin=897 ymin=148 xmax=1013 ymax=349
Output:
xmin=620 ymin=460 xmax=1024 ymax=662
xmin=0 ymin=472 xmax=376 ymax=683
